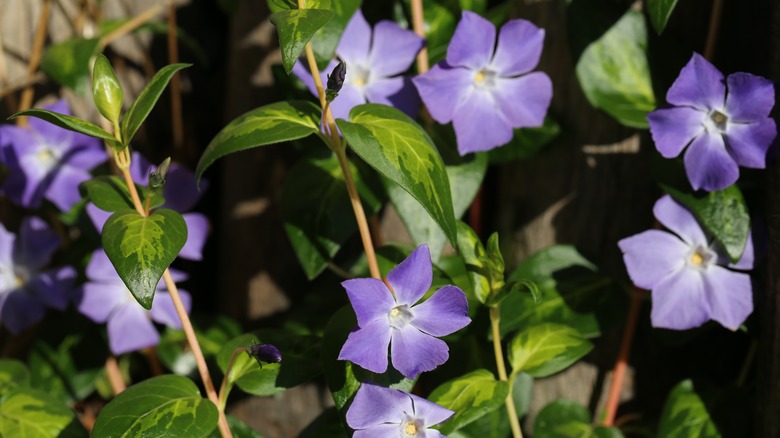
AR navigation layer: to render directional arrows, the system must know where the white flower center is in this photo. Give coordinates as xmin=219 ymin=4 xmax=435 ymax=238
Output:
xmin=35 ymin=146 xmax=62 ymax=172
xmin=0 ymin=263 xmax=26 ymax=292
xmin=473 ymin=69 xmax=497 ymax=88
xmin=349 ymin=65 xmax=371 ymax=88
xmin=388 ymin=304 xmax=414 ymax=329
xmin=703 ymin=109 xmax=729 ymax=134
xmin=400 ymin=416 xmax=424 ymax=437
xmin=687 ymin=243 xmax=715 ymax=270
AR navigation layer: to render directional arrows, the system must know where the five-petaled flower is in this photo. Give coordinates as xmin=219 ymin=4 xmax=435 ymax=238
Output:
xmin=0 ymin=100 xmax=106 ymax=211
xmin=293 ymin=9 xmax=424 ymax=120
xmin=618 ymin=195 xmax=754 ymax=331
xmin=339 ymin=244 xmax=470 ymax=379
xmin=75 ymin=249 xmax=192 ymax=355
xmin=0 ymin=217 xmax=74 ymax=333
xmin=647 ymin=53 xmax=776 ymax=191
xmin=346 ymin=382 xmax=454 ymax=438
xmin=413 ymin=11 xmax=552 ymax=155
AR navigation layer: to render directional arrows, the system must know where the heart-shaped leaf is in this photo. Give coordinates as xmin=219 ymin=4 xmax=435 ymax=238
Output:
xmin=270 ymin=9 xmax=335 ymax=74
xmin=658 ymin=380 xmax=722 ymax=437
xmin=428 ymin=369 xmax=509 ymax=435
xmin=0 ymin=388 xmax=80 ymax=437
xmin=508 ymin=323 xmax=593 ymax=378
xmin=80 ymin=176 xmax=165 ymax=213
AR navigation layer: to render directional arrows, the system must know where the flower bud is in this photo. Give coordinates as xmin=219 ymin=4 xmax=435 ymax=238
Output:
xmin=148 ymin=157 xmax=171 ymax=192
xmin=247 ymin=343 xmax=282 ymax=366
xmin=326 ymin=60 xmax=346 ymax=103
xmin=92 ymin=54 xmax=124 ymax=127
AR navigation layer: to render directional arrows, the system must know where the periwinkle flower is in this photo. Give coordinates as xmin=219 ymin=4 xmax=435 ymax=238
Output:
xmin=618 ymin=195 xmax=754 ymax=331
xmin=86 ymin=152 xmax=209 ymax=261
xmin=346 ymin=382 xmax=453 ymax=438
xmin=647 ymin=53 xmax=776 ymax=191
xmin=413 ymin=11 xmax=552 ymax=155
xmin=75 ymin=249 xmax=192 ymax=355
xmin=0 ymin=217 xmax=74 ymax=333
xmin=0 ymin=100 xmax=106 ymax=211
xmin=339 ymin=245 xmax=470 ymax=379
xmin=293 ymin=10 xmax=424 ymax=119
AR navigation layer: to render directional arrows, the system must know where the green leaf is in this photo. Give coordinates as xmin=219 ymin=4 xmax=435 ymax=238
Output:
xmin=488 ymin=117 xmax=560 ymax=163
xmin=10 ymin=109 xmax=115 ymax=143
xmin=647 ymin=0 xmax=679 ymax=34
xmin=92 ymin=54 xmax=124 ymax=125
xmin=217 ymin=331 xmax=321 ymax=397
xmin=270 ymin=9 xmax=335 ymax=74
xmin=196 ymin=101 xmax=322 ymax=184
xmin=102 ymin=209 xmax=187 ymax=309
xmin=338 ymin=104 xmax=457 ymax=244
xmin=535 ymin=399 xmax=624 ymax=438
xmin=0 ymin=388 xmax=79 ymax=437
xmin=659 ymin=380 xmax=722 ymax=438
xmin=456 ymin=221 xmax=491 ymax=304
xmin=207 ymin=414 xmax=265 ymax=438
xmin=500 ymin=245 xmax=620 ymax=338
xmin=487 ymin=279 xmax=541 ymax=308
xmin=310 ymin=0 xmax=360 ymax=70
xmin=92 ymin=375 xmax=218 ymax=438
xmin=663 ymin=185 xmax=750 ymax=263
xmin=120 ymin=63 xmax=191 ymax=146
xmin=387 ymin=152 xmax=487 ymax=262
xmin=40 ymin=38 xmax=100 ymax=94
xmin=575 ymin=9 xmax=655 ymax=128
xmin=28 ymin=335 xmax=103 ymax=404
xmin=508 ymin=323 xmax=593 ymax=378
xmin=268 ymin=0 xmax=331 ymax=12
xmin=428 ymin=369 xmax=509 ymax=435
xmin=80 ymin=175 xmax=165 ymax=213
xmin=0 ymin=360 xmax=29 ymax=396
xmin=282 ymin=153 xmax=383 ymax=279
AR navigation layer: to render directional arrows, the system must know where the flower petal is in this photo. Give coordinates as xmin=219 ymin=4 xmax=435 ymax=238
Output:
xmin=330 ymin=84 xmax=367 ymax=122
xmin=493 ymin=72 xmax=552 ymax=129
xmin=107 ymin=303 xmax=159 ymax=355
xmin=292 ymin=59 xmax=336 ymax=98
xmin=618 ymin=229 xmax=689 ymax=290
xmin=453 ymin=89 xmax=513 ymax=154
xmin=45 ymin=164 xmax=90 ymax=211
xmin=179 ymin=213 xmax=209 ymax=261
xmin=353 ymin=427 xmax=400 ymax=438
xmin=666 ymin=53 xmax=726 ymax=111
xmin=76 ymin=282 xmax=127 ymax=323
xmin=150 ymin=290 xmax=191 ymax=328
xmin=1 ymin=289 xmax=45 ymax=334
xmin=346 ymin=383 xmax=408 ymax=430
xmin=412 ymin=63 xmax=473 ymax=123
xmin=725 ymin=72 xmax=775 ymax=122
xmin=163 ymin=164 xmax=203 ymax=211
xmin=490 ymin=19 xmax=544 ymax=76
xmin=390 ymin=325 xmax=449 ymax=378
xmin=369 ymin=21 xmax=423 ymax=77
xmin=703 ymin=266 xmax=752 ymax=330
xmin=410 ymin=285 xmax=470 ymax=336
xmin=647 ymin=107 xmax=706 ymax=158
xmin=447 ymin=11 xmax=496 ymax=70
xmin=27 ymin=266 xmax=75 ymax=310
xmin=86 ymin=204 xmax=111 ymax=233
xmin=0 ymin=223 xmax=15 ymax=266
xmin=683 ymin=132 xmax=739 ymax=191
xmin=410 ymin=392 xmax=455 ymax=426
xmin=337 ymin=10 xmax=371 ymax=65
xmin=14 ymin=216 xmax=59 ymax=270
xmin=364 ymin=77 xmax=420 ymax=118
xmin=724 ymin=119 xmax=776 ymax=168
xmin=424 ymin=430 xmax=447 ymax=438
xmin=650 ymin=268 xmax=710 ymax=330
xmin=726 ymin=228 xmax=755 ymax=271
xmin=86 ymin=250 xmax=121 ymax=282
xmin=62 ymin=142 xmax=106 ymax=171
xmin=342 ymin=277 xmax=395 ymax=325
xmin=339 ymin=318 xmax=392 ymax=374
xmin=652 ymin=195 xmax=707 ymax=245
xmin=387 ymin=244 xmax=432 ymax=306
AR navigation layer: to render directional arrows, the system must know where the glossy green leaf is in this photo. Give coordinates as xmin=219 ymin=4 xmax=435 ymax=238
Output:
xmin=196 ymin=101 xmax=322 ymax=185
xmin=217 ymin=330 xmax=321 ymax=397
xmin=270 ymin=9 xmax=335 ymax=74
xmin=0 ymin=388 xmax=79 ymax=437
xmin=92 ymin=375 xmax=218 ymax=438
xmin=311 ymin=0 xmax=359 ymax=69
xmin=488 ymin=117 xmax=560 ymax=163
xmin=10 ymin=108 xmax=115 ymax=143
xmin=102 ymin=209 xmax=187 ymax=309
xmin=0 ymin=360 xmax=29 ymax=396
xmin=508 ymin=323 xmax=593 ymax=378
xmin=40 ymin=38 xmax=100 ymax=94
xmin=339 ymin=104 xmax=457 ymax=244
xmin=487 ymin=279 xmax=541 ymax=308
xmin=648 ymin=0 xmax=679 ymax=34
xmin=664 ymin=185 xmax=750 ymax=263
xmin=92 ymin=54 xmax=124 ymax=125
xmin=659 ymin=380 xmax=722 ymax=437
xmin=456 ymin=221 xmax=491 ymax=304
xmin=80 ymin=176 xmax=165 ymax=213
xmin=120 ymin=63 xmax=191 ymax=146
xmin=575 ymin=9 xmax=655 ymax=128
xmin=268 ymin=0 xmax=331 ymax=12
xmin=387 ymin=152 xmax=487 ymax=262
xmin=428 ymin=369 xmax=509 ymax=435
xmin=283 ymin=153 xmax=383 ymax=279
xmin=535 ymin=399 xmax=624 ymax=438
xmin=500 ymin=245 xmax=619 ymax=338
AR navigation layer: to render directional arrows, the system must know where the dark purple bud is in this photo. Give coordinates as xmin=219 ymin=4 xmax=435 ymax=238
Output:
xmin=247 ymin=343 xmax=282 ymax=365
xmin=327 ymin=60 xmax=346 ymax=93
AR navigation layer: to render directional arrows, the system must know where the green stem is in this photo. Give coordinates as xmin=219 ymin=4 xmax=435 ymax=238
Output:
xmin=490 ymin=307 xmax=523 ymax=438
xmin=218 ymin=347 xmax=246 ymax=410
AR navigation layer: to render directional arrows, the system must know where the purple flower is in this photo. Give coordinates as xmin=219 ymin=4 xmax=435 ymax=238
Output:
xmin=339 ymin=245 xmax=470 ymax=379
xmin=76 ymin=249 xmax=192 ymax=355
xmin=0 ymin=100 xmax=106 ymax=211
xmin=346 ymin=382 xmax=453 ymax=438
xmin=618 ymin=195 xmax=754 ymax=330
xmin=293 ymin=10 xmax=424 ymax=120
xmin=0 ymin=217 xmax=74 ymax=333
xmin=86 ymin=152 xmax=209 ymax=261
xmin=413 ymin=11 xmax=552 ymax=155
xmin=647 ymin=53 xmax=777 ymax=191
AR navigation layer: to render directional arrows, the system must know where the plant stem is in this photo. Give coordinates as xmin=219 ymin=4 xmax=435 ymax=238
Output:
xmin=490 ymin=307 xmax=523 ymax=438
xmin=104 ymin=356 xmax=126 ymax=395
xmin=166 ymin=3 xmax=184 ymax=152
xmin=703 ymin=0 xmax=724 ymax=60
xmin=17 ymin=0 xmax=51 ymax=126
xmin=218 ymin=347 xmax=246 ymax=410
xmin=410 ymin=0 xmax=429 ymax=74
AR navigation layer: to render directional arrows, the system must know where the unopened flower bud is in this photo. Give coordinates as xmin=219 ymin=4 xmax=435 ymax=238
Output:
xmin=148 ymin=157 xmax=171 ymax=191
xmin=92 ymin=54 xmax=124 ymax=127
xmin=247 ymin=343 xmax=282 ymax=366
xmin=326 ymin=60 xmax=346 ymax=103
